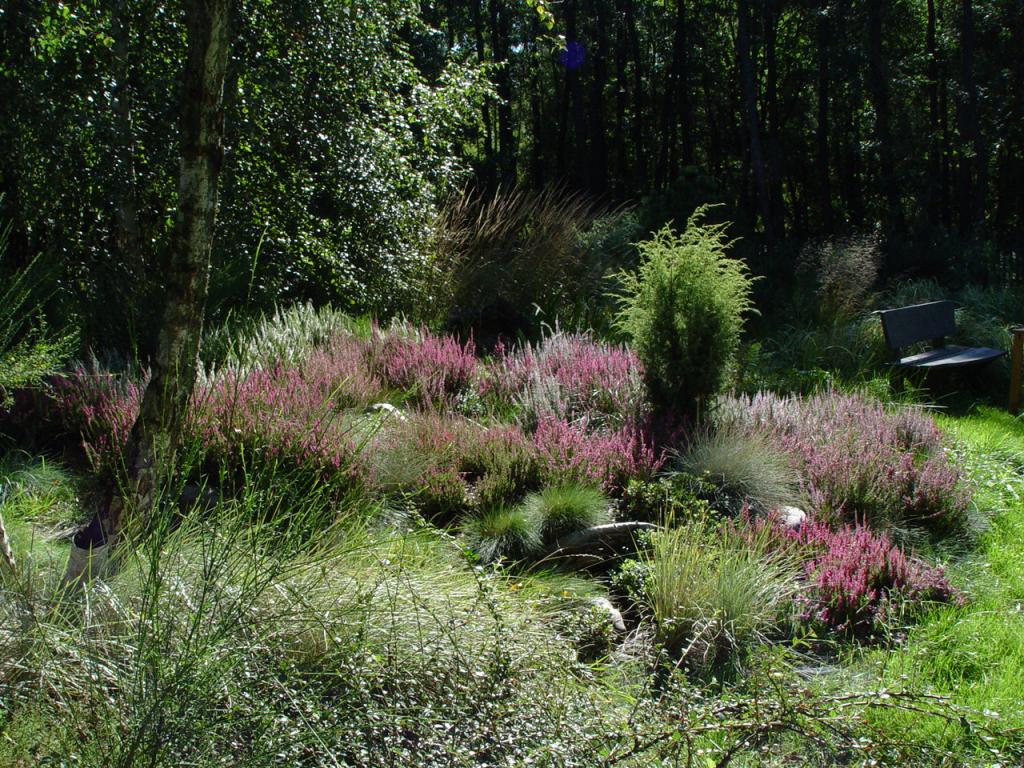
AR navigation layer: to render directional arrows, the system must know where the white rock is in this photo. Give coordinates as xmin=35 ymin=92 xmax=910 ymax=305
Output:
xmin=588 ymin=596 xmax=626 ymax=634
xmin=368 ymin=402 xmax=407 ymax=421
xmin=779 ymin=505 xmax=807 ymax=529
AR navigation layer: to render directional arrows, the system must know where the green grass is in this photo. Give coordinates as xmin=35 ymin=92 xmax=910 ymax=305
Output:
xmin=461 ymin=504 xmax=543 ymax=563
xmin=639 ymin=517 xmax=800 ymax=675
xmin=521 ymin=483 xmax=610 ymax=542
xmin=858 ymin=406 xmax=1024 ymax=759
xmin=0 ymin=454 xmax=83 ymax=567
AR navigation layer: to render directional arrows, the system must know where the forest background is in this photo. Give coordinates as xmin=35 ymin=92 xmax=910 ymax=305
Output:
xmin=2 ymin=0 xmax=1020 ymax=353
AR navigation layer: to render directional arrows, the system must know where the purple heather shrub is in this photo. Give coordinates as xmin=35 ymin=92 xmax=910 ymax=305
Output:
xmin=192 ymin=364 xmax=369 ymax=482
xmin=481 ymin=331 xmax=645 ymax=425
xmin=532 ymin=416 xmax=663 ymax=494
xmin=790 ymin=518 xmax=962 ymax=637
xmin=51 ymin=336 xmax=380 ymax=484
xmin=367 ymin=325 xmax=477 ymax=406
xmin=735 ymin=513 xmax=962 ymax=638
xmin=726 ymin=391 xmax=969 ymax=535
xmin=51 ymin=366 xmax=144 ymax=473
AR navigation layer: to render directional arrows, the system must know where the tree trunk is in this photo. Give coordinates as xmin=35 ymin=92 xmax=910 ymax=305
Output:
xmin=737 ymin=0 xmax=773 ymax=242
xmin=995 ymin=0 xmax=1024 ymax=254
xmin=529 ymin=18 xmax=545 ymax=189
xmin=816 ymin=1 xmax=834 ymax=232
xmin=589 ymin=0 xmax=610 ymax=196
xmin=69 ymin=0 xmax=232 ymax=575
xmin=763 ymin=0 xmax=785 ymax=238
xmin=866 ymin=0 xmax=901 ymax=232
xmin=925 ymin=0 xmax=941 ymax=226
xmin=565 ymin=0 xmax=587 ymax=189
xmin=471 ymin=0 xmax=495 ymax=188
xmin=623 ymin=0 xmax=646 ymax=190
xmin=489 ymin=0 xmax=515 ymax=183
xmin=957 ymin=0 xmax=986 ymax=235
xmin=613 ymin=8 xmax=629 ymax=194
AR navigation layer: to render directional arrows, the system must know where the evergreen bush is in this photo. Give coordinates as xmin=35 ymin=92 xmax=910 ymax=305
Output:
xmin=611 ymin=207 xmax=756 ymax=422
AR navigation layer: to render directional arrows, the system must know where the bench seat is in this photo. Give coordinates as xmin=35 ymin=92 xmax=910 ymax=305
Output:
xmin=877 ymin=300 xmax=1006 ymax=370
xmin=896 ymin=344 xmax=1005 ymax=368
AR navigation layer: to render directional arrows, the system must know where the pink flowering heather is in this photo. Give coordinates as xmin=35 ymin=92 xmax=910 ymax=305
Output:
xmin=367 ymin=325 xmax=477 ymax=406
xmin=50 ymin=366 xmax=144 ymax=473
xmin=532 ymin=416 xmax=663 ymax=494
xmin=727 ymin=391 xmax=969 ymax=535
xmin=787 ymin=517 xmax=962 ymax=637
xmin=735 ymin=513 xmax=962 ymax=638
xmin=191 ymin=368 xmax=367 ymax=482
xmin=481 ymin=332 xmax=645 ymax=425
xmin=50 ymin=334 xmax=381 ymax=484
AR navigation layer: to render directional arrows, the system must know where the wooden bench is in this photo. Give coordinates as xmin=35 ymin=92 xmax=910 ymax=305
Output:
xmin=876 ymin=300 xmax=1005 ymax=368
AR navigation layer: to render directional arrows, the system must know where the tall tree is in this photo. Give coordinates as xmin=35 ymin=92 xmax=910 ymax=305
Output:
xmin=737 ymin=0 xmax=773 ymax=241
xmin=71 ymin=0 xmax=233 ymax=565
xmin=816 ymin=0 xmax=834 ymax=232
xmin=866 ymin=0 xmax=901 ymax=232
xmin=957 ymin=0 xmax=986 ymax=234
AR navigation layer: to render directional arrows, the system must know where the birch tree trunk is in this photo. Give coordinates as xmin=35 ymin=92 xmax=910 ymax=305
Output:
xmin=66 ymin=0 xmax=232 ymax=582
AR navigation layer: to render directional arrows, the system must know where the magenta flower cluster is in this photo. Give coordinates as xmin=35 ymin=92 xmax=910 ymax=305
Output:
xmin=50 ymin=367 xmax=144 ymax=473
xmin=786 ymin=517 xmax=962 ymax=637
xmin=481 ymin=332 xmax=644 ymax=422
xmin=52 ymin=335 xmax=381 ymax=482
xmin=736 ymin=392 xmax=969 ymax=534
xmin=367 ymin=325 xmax=476 ymax=406
xmin=191 ymin=339 xmax=376 ymax=478
xmin=735 ymin=511 xmax=962 ymax=638
xmin=532 ymin=416 xmax=663 ymax=493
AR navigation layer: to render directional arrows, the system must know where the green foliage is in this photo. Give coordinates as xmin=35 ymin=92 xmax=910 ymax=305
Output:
xmin=617 ymin=475 xmax=711 ymax=523
xmin=461 ymin=505 xmax=542 ymax=564
xmin=2 ymin=1 xmax=489 ymax=351
xmin=570 ymin=209 xmax=644 ymax=334
xmin=429 ymin=185 xmax=599 ymax=339
xmin=612 ymin=208 xmax=756 ymax=421
xmin=0 ymin=224 xmax=74 ymax=408
xmin=639 ymin=518 xmax=798 ymax=675
xmin=675 ymin=422 xmax=801 ymax=515
xmin=521 ymin=483 xmax=610 ymax=542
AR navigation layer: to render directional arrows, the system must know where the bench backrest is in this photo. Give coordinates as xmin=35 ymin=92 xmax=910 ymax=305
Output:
xmin=876 ymin=300 xmax=957 ymax=350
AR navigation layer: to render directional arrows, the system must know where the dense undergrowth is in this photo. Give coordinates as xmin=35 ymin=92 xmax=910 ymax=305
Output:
xmin=3 ymin=296 xmax=1020 ymax=765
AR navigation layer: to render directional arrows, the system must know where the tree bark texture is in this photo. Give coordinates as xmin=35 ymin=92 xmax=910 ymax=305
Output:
xmin=99 ymin=0 xmax=232 ymax=543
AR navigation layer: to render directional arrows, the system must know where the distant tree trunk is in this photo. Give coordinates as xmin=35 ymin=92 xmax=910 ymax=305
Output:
xmin=763 ymin=0 xmax=785 ymax=238
xmin=556 ymin=0 xmax=577 ymax=182
xmin=737 ymin=0 xmax=773 ymax=242
xmin=471 ymin=0 xmax=495 ymax=188
xmin=816 ymin=0 xmax=834 ymax=232
xmin=995 ymin=0 xmax=1024 ymax=250
xmin=0 ymin=0 xmax=33 ymax=269
xmin=76 ymin=0 xmax=232 ymax=557
xmin=589 ymin=0 xmax=610 ymax=195
xmin=956 ymin=0 xmax=986 ymax=235
xmin=622 ymin=0 xmax=646 ymax=190
xmin=489 ymin=0 xmax=515 ymax=183
xmin=925 ymin=0 xmax=941 ymax=226
xmin=940 ymin=49 xmax=953 ymax=228
xmin=529 ymin=18 xmax=545 ymax=189
xmin=613 ymin=8 xmax=629 ymax=194
xmin=567 ymin=0 xmax=587 ymax=188
xmin=656 ymin=0 xmax=692 ymax=187
xmin=866 ymin=0 xmax=901 ymax=232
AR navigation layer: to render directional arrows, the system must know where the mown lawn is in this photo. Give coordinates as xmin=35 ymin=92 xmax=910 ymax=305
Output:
xmin=861 ymin=407 xmax=1024 ymax=760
